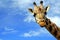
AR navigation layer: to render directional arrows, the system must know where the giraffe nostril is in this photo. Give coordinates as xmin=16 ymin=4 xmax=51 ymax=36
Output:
xmin=43 ymin=20 xmax=44 ymax=22
xmin=41 ymin=19 xmax=45 ymax=22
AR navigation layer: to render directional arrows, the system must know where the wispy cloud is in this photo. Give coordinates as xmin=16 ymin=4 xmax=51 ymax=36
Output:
xmin=0 ymin=1 xmax=6 ymax=8
xmin=24 ymin=13 xmax=35 ymax=23
xmin=51 ymin=6 xmax=60 ymax=14
xmin=20 ymin=28 xmax=50 ymax=37
xmin=11 ymin=0 xmax=33 ymax=9
xmin=1 ymin=27 xmax=18 ymax=35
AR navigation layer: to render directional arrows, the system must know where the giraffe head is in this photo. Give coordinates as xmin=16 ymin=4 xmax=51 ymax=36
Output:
xmin=28 ymin=1 xmax=50 ymax=27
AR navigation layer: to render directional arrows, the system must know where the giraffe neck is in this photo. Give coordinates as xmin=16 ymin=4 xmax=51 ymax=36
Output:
xmin=44 ymin=18 xmax=60 ymax=40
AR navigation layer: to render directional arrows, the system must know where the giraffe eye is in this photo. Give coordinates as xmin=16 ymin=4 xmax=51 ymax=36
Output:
xmin=44 ymin=12 xmax=47 ymax=15
xmin=33 ymin=13 xmax=36 ymax=17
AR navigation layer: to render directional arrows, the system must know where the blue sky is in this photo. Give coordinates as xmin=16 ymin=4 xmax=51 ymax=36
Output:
xmin=0 ymin=0 xmax=60 ymax=40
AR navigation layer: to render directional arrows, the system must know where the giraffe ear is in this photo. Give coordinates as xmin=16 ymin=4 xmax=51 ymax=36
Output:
xmin=28 ymin=8 xmax=33 ymax=13
xmin=45 ymin=5 xmax=50 ymax=12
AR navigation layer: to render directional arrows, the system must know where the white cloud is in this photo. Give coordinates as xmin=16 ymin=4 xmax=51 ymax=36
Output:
xmin=13 ymin=0 xmax=33 ymax=9
xmin=48 ymin=0 xmax=60 ymax=14
xmin=24 ymin=13 xmax=35 ymax=23
xmin=21 ymin=28 xmax=49 ymax=37
xmin=4 ymin=27 xmax=14 ymax=31
xmin=48 ymin=16 xmax=60 ymax=27
xmin=1 ymin=27 xmax=18 ymax=35
xmin=0 ymin=1 xmax=5 ymax=8
xmin=23 ymin=31 xmax=40 ymax=37
xmin=51 ymin=6 xmax=60 ymax=14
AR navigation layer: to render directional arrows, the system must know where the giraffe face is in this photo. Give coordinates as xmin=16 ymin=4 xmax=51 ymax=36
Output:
xmin=28 ymin=1 xmax=47 ymax=27
xmin=34 ymin=7 xmax=46 ymax=27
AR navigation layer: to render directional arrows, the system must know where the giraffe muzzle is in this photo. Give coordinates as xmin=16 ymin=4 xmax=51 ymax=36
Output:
xmin=38 ymin=19 xmax=46 ymax=27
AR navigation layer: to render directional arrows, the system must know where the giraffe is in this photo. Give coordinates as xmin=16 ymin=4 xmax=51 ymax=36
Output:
xmin=28 ymin=1 xmax=60 ymax=40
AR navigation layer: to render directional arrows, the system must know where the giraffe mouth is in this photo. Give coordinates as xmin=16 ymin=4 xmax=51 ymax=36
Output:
xmin=39 ymin=19 xmax=46 ymax=27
